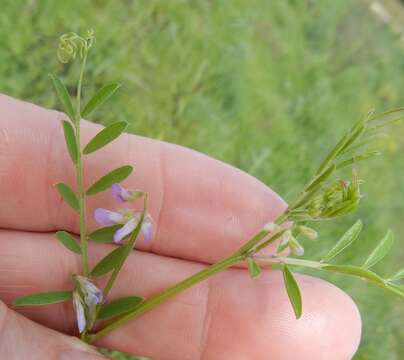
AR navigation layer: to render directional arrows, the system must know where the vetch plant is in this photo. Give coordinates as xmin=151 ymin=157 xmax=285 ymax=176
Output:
xmin=13 ymin=31 xmax=404 ymax=346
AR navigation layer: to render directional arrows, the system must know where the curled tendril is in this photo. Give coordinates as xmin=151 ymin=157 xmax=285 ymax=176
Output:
xmin=57 ymin=29 xmax=96 ymax=64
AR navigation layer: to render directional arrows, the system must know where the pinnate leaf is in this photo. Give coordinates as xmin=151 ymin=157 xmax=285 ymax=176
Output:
xmin=363 ymin=230 xmax=394 ymax=269
xmin=55 ymin=183 xmax=79 ymax=211
xmin=90 ymin=246 xmax=128 ymax=277
xmin=55 ymin=231 xmax=81 ymax=254
xmin=86 ymin=165 xmax=133 ymax=196
xmin=14 ymin=291 xmax=72 ymax=306
xmin=62 ymin=120 xmax=78 ymax=163
xmin=82 ymin=83 xmax=121 ymax=117
xmin=50 ymin=74 xmax=75 ymax=121
xmin=98 ymin=296 xmax=144 ymax=319
xmin=321 ymin=220 xmax=362 ymax=262
xmin=83 ymin=121 xmax=127 ymax=155
xmin=282 ymin=264 xmax=302 ymax=319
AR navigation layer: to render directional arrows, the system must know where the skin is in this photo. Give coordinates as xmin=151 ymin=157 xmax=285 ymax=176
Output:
xmin=0 ymin=94 xmax=361 ymax=359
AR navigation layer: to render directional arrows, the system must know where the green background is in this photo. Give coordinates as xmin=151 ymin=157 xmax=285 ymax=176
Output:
xmin=1 ymin=0 xmax=403 ymax=359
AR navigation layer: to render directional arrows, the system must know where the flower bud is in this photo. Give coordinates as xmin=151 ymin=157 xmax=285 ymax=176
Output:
xmin=298 ymin=225 xmax=318 ymax=240
xmin=280 ymin=230 xmax=292 ymax=246
xmin=289 ymin=237 xmax=305 ymax=256
xmin=72 ymin=276 xmax=103 ymax=333
xmin=263 ymin=222 xmax=281 ymax=233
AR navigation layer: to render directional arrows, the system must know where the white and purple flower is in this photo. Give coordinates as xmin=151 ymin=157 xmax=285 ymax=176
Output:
xmin=72 ymin=292 xmax=86 ymax=333
xmin=111 ymin=183 xmax=144 ymax=202
xmin=94 ymin=184 xmax=153 ymax=243
xmin=73 ymin=276 xmax=103 ymax=333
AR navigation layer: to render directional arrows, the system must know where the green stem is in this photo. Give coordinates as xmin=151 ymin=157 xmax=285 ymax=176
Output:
xmin=103 ymin=213 xmax=145 ymax=297
xmin=256 ymin=256 xmax=324 ymax=269
xmin=236 ymin=212 xmax=289 ymax=255
xmin=88 ymin=253 xmax=244 ymax=343
xmin=75 ymin=52 xmax=89 ymax=276
xmin=103 ymin=196 xmax=148 ymax=297
xmin=253 ymin=229 xmax=286 ymax=254
xmin=88 ymin=210 xmax=290 ymax=342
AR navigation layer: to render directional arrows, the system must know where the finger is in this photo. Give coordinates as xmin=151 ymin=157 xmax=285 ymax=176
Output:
xmin=0 ymin=301 xmax=106 ymax=360
xmin=0 ymin=94 xmax=286 ymax=263
xmin=0 ymin=230 xmax=361 ymax=359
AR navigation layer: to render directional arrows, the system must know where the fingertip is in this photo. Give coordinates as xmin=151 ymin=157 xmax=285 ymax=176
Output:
xmin=277 ymin=274 xmax=362 ymax=359
xmin=201 ymin=270 xmax=362 ymax=359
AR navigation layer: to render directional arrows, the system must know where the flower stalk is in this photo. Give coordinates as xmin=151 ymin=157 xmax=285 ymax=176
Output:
xmin=75 ymin=51 xmax=89 ymax=276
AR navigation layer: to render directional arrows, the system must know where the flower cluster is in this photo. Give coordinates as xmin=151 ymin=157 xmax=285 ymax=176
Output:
xmin=94 ymin=183 xmax=153 ymax=243
xmin=306 ymin=170 xmax=361 ymax=219
xmin=264 ymin=222 xmax=318 ymax=257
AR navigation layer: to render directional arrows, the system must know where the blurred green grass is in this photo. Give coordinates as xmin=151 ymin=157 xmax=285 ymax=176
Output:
xmin=1 ymin=0 xmax=404 ymax=359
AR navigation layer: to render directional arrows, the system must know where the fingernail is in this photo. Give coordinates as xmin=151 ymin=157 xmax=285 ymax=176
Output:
xmin=60 ymin=349 xmax=107 ymax=360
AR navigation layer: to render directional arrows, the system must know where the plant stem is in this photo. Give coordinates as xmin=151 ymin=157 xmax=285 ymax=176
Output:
xmin=103 ymin=213 xmax=145 ymax=298
xmin=253 ymin=230 xmax=286 ymax=254
xmin=102 ymin=196 xmax=148 ymax=297
xmin=255 ymin=256 xmax=324 ymax=269
xmin=75 ymin=53 xmax=89 ymax=276
xmin=89 ymin=211 xmax=289 ymax=342
xmin=88 ymin=253 xmax=244 ymax=343
xmin=236 ymin=212 xmax=289 ymax=255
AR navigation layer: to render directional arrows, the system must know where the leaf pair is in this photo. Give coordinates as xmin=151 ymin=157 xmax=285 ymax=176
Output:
xmin=63 ymin=119 xmax=130 ymax=163
xmin=322 ymin=219 xmax=394 ymax=269
xmin=55 ymin=165 xmax=133 ymax=212
xmin=51 ymin=74 xmax=120 ymax=122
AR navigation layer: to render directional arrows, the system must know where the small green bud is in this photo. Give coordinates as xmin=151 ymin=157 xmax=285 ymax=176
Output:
xmin=289 ymin=237 xmax=305 ymax=256
xmin=298 ymin=225 xmax=318 ymax=240
xmin=280 ymin=230 xmax=292 ymax=246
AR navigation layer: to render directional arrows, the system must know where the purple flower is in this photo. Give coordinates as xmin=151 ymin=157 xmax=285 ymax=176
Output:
xmin=111 ymin=183 xmax=144 ymax=202
xmin=114 ymin=217 xmax=137 ymax=243
xmin=76 ymin=275 xmax=103 ymax=305
xmin=94 ymin=208 xmax=125 ymax=225
xmin=72 ymin=276 xmax=103 ymax=333
xmin=142 ymin=215 xmax=153 ymax=242
xmin=94 ymin=208 xmax=153 ymax=244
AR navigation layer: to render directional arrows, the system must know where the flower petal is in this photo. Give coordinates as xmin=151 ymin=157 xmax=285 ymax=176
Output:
xmin=114 ymin=218 xmax=137 ymax=243
xmin=77 ymin=276 xmax=103 ymax=305
xmin=94 ymin=208 xmax=124 ymax=225
xmin=111 ymin=183 xmax=131 ymax=202
xmin=142 ymin=216 xmax=153 ymax=242
xmin=73 ymin=292 xmax=86 ymax=333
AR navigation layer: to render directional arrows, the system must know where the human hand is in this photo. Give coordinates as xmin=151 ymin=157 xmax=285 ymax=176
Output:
xmin=0 ymin=94 xmax=361 ymax=359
